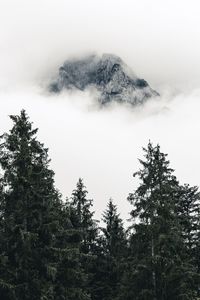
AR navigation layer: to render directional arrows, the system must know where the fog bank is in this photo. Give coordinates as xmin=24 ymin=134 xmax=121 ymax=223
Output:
xmin=1 ymin=0 xmax=200 ymax=221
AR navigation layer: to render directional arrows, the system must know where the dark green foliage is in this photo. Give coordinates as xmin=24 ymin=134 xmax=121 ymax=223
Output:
xmin=175 ymin=184 xmax=200 ymax=296
xmin=92 ymin=199 xmax=127 ymax=300
xmin=101 ymin=199 xmax=127 ymax=258
xmin=54 ymin=201 xmax=90 ymax=300
xmin=70 ymin=178 xmax=98 ymax=255
xmin=0 ymin=111 xmax=88 ymax=300
xmin=70 ymin=179 xmax=98 ymax=299
xmin=0 ymin=110 xmax=58 ymax=299
xmin=120 ymin=142 xmax=198 ymax=300
xmin=0 ymin=111 xmax=200 ymax=300
xmin=176 ymin=184 xmax=200 ymax=253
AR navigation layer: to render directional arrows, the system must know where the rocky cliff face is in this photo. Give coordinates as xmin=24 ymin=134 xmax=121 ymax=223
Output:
xmin=50 ymin=54 xmax=159 ymax=105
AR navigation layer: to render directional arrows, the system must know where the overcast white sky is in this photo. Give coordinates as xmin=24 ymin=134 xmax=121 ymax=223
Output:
xmin=1 ymin=0 xmax=200 ymax=222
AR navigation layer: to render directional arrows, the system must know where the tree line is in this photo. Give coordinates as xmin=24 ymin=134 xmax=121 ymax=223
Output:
xmin=0 ymin=110 xmax=199 ymax=300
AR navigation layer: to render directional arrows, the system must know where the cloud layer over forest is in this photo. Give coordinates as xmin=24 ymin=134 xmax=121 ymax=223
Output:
xmin=1 ymin=0 xmax=200 ymax=221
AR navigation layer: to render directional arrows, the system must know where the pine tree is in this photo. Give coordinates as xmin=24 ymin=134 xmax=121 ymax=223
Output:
xmin=92 ymin=199 xmax=127 ymax=300
xmin=70 ymin=179 xmax=98 ymax=299
xmin=176 ymin=184 xmax=200 ymax=254
xmin=123 ymin=142 xmax=197 ymax=300
xmin=0 ymin=111 xmax=88 ymax=300
xmin=176 ymin=184 xmax=200 ymax=296
xmin=70 ymin=179 xmax=98 ymax=255
xmin=101 ymin=199 xmax=127 ymax=260
xmin=54 ymin=199 xmax=90 ymax=300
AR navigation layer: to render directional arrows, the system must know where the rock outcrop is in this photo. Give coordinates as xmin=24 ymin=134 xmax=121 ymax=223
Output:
xmin=50 ymin=54 xmax=159 ymax=105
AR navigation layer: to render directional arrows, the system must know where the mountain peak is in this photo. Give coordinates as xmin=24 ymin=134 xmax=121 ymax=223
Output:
xmin=50 ymin=53 xmax=159 ymax=105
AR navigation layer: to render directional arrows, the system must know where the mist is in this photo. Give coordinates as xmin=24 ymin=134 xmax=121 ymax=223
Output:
xmin=1 ymin=0 xmax=200 ymax=221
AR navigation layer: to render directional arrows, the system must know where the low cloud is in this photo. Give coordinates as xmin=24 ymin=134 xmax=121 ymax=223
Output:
xmin=1 ymin=84 xmax=200 ymax=222
xmin=1 ymin=0 xmax=200 ymax=222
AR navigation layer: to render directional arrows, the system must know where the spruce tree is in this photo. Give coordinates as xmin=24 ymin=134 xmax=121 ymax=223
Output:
xmin=93 ymin=199 xmax=127 ymax=300
xmin=70 ymin=178 xmax=98 ymax=255
xmin=101 ymin=199 xmax=127 ymax=260
xmin=70 ymin=179 xmax=98 ymax=299
xmin=123 ymin=142 xmax=197 ymax=300
xmin=54 ymin=199 xmax=90 ymax=300
xmin=176 ymin=185 xmax=200 ymax=258
xmin=0 ymin=111 xmax=88 ymax=300
xmin=176 ymin=184 xmax=200 ymax=296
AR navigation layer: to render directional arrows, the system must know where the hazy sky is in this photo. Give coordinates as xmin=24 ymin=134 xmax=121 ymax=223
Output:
xmin=1 ymin=0 xmax=200 ymax=222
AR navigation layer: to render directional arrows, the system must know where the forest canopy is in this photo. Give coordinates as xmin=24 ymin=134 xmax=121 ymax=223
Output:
xmin=0 ymin=110 xmax=199 ymax=300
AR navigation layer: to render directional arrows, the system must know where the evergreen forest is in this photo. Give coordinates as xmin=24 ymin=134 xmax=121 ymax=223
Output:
xmin=0 ymin=110 xmax=200 ymax=300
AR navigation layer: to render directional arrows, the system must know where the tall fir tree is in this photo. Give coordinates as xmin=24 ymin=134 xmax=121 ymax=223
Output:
xmin=176 ymin=184 xmax=200 ymax=297
xmin=101 ymin=199 xmax=127 ymax=260
xmin=70 ymin=179 xmax=98 ymax=299
xmin=54 ymin=199 xmax=90 ymax=300
xmin=70 ymin=178 xmax=98 ymax=255
xmin=121 ymin=142 xmax=197 ymax=300
xmin=176 ymin=185 xmax=200 ymax=257
xmin=0 ymin=111 xmax=88 ymax=300
xmin=92 ymin=199 xmax=127 ymax=300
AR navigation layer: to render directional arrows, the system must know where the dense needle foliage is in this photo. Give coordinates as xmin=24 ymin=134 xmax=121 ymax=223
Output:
xmin=0 ymin=111 xmax=199 ymax=300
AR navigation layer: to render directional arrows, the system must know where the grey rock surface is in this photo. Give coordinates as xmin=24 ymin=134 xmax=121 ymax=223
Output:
xmin=50 ymin=54 xmax=159 ymax=105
